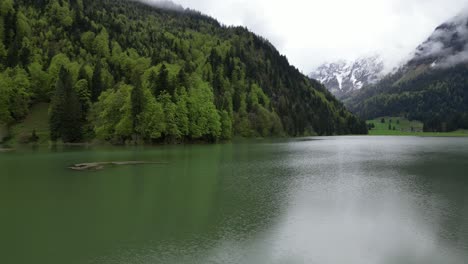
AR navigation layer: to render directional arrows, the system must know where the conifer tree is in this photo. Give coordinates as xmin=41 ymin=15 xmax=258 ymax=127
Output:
xmin=131 ymin=78 xmax=144 ymax=132
xmin=156 ymin=64 xmax=169 ymax=96
xmin=49 ymin=67 xmax=83 ymax=142
xmin=91 ymin=60 xmax=103 ymax=102
xmin=148 ymin=69 xmax=158 ymax=96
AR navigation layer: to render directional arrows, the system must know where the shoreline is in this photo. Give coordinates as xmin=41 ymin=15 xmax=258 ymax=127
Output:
xmin=2 ymin=134 xmax=468 ymax=150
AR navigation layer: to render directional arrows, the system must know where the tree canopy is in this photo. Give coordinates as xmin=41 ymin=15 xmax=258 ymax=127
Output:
xmin=0 ymin=0 xmax=367 ymax=144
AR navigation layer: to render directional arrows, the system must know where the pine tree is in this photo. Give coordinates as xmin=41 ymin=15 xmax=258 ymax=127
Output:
xmin=131 ymin=79 xmax=144 ymax=132
xmin=177 ymin=65 xmax=188 ymax=89
xmin=78 ymin=64 xmax=89 ymax=82
xmin=148 ymin=69 xmax=158 ymax=96
xmin=49 ymin=67 xmax=83 ymax=142
xmin=6 ymin=35 xmax=20 ymax=67
xmin=91 ymin=60 xmax=103 ymax=102
xmin=156 ymin=64 xmax=169 ymax=96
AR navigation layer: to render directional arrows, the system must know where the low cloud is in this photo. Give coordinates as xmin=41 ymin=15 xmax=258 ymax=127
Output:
xmin=137 ymin=0 xmax=185 ymax=11
xmin=412 ymin=10 xmax=468 ymax=68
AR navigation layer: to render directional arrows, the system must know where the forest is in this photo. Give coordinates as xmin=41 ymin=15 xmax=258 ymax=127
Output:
xmin=0 ymin=0 xmax=367 ymax=144
xmin=345 ymin=64 xmax=468 ymax=132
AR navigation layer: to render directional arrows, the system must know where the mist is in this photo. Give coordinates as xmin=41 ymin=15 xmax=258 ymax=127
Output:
xmin=412 ymin=9 xmax=468 ymax=69
xmin=137 ymin=0 xmax=185 ymax=11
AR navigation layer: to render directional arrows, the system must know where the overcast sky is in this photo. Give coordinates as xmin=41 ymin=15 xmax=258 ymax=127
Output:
xmin=149 ymin=0 xmax=468 ymax=73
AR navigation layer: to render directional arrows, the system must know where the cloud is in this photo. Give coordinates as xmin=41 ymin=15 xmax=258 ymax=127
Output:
xmin=410 ymin=10 xmax=468 ymax=68
xmin=145 ymin=0 xmax=468 ymax=73
xmin=138 ymin=0 xmax=185 ymax=11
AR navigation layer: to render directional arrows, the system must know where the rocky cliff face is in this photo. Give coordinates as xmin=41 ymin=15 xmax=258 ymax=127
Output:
xmin=310 ymin=56 xmax=384 ymax=99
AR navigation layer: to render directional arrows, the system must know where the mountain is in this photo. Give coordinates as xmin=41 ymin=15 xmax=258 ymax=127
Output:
xmin=0 ymin=0 xmax=367 ymax=144
xmin=309 ymin=56 xmax=384 ymax=100
xmin=409 ymin=13 xmax=468 ymax=68
xmin=345 ymin=13 xmax=468 ymax=132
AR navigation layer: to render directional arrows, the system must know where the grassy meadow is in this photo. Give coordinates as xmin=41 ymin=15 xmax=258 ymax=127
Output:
xmin=366 ymin=117 xmax=468 ymax=137
xmin=7 ymin=103 xmax=50 ymax=145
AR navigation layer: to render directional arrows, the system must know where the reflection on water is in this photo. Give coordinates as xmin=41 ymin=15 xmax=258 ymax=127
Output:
xmin=1 ymin=137 xmax=468 ymax=264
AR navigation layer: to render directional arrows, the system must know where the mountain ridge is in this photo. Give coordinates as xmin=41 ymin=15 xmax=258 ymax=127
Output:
xmin=310 ymin=55 xmax=384 ymax=100
xmin=345 ymin=12 xmax=468 ymax=132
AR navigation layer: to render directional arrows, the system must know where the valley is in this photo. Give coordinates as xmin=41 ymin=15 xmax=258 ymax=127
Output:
xmin=342 ymin=13 xmax=468 ymax=133
xmin=366 ymin=116 xmax=468 ymax=136
xmin=1 ymin=1 xmax=468 ymax=264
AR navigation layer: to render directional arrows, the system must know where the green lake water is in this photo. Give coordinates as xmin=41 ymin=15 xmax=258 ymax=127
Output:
xmin=2 ymin=136 xmax=468 ymax=264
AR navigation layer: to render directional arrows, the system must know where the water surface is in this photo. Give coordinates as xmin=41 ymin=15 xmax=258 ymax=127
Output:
xmin=1 ymin=137 xmax=468 ymax=264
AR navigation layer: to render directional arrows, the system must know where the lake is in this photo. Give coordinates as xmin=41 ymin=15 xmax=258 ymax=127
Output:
xmin=1 ymin=136 xmax=468 ymax=264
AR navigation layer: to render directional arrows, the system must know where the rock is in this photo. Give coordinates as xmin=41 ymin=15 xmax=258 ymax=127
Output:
xmin=0 ymin=148 xmax=14 ymax=153
xmin=69 ymin=161 xmax=166 ymax=171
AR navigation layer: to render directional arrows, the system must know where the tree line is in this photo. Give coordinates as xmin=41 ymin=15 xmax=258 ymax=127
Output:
xmin=0 ymin=0 xmax=367 ymax=144
xmin=346 ymin=64 xmax=468 ymax=132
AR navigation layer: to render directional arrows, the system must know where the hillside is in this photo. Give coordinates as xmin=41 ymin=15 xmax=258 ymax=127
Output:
xmin=0 ymin=0 xmax=367 ymax=144
xmin=345 ymin=13 xmax=468 ymax=132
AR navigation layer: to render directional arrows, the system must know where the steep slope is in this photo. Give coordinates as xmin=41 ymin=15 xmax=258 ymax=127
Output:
xmin=0 ymin=0 xmax=367 ymax=144
xmin=310 ymin=56 xmax=384 ymax=100
xmin=346 ymin=13 xmax=468 ymax=132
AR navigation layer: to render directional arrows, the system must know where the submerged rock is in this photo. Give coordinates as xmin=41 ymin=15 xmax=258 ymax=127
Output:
xmin=69 ymin=161 xmax=166 ymax=171
xmin=0 ymin=148 xmax=14 ymax=152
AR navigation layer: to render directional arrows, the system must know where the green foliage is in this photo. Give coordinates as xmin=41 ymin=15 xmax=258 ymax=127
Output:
xmin=187 ymin=78 xmax=221 ymax=140
xmin=159 ymin=92 xmax=180 ymax=140
xmin=28 ymin=62 xmax=51 ymax=101
xmin=48 ymin=0 xmax=73 ymax=27
xmin=81 ymin=31 xmax=95 ymax=51
xmin=94 ymin=28 xmax=110 ymax=58
xmin=0 ymin=67 xmax=31 ymax=123
xmin=7 ymin=103 xmax=50 ymax=145
xmin=1 ymin=0 xmax=366 ymax=145
xmin=91 ymin=83 xmax=133 ymax=142
xmin=136 ymin=89 xmax=165 ymax=141
xmin=48 ymin=53 xmax=71 ymax=88
xmin=0 ymin=0 xmax=14 ymax=17
xmin=347 ymin=64 xmax=468 ymax=132
xmin=174 ymin=87 xmax=190 ymax=137
xmin=74 ymin=78 xmax=91 ymax=117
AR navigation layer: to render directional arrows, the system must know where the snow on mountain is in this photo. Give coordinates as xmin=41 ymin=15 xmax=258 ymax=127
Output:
xmin=310 ymin=55 xmax=384 ymax=99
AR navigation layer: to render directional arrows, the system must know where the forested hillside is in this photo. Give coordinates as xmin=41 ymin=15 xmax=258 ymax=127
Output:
xmin=0 ymin=0 xmax=366 ymax=144
xmin=345 ymin=14 xmax=468 ymax=132
xmin=345 ymin=65 xmax=468 ymax=132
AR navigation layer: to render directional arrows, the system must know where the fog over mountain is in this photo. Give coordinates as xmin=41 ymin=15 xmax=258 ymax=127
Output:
xmin=145 ymin=0 xmax=468 ymax=73
xmin=409 ymin=9 xmax=468 ymax=68
xmin=344 ymin=10 xmax=468 ymax=133
xmin=138 ymin=0 xmax=185 ymax=11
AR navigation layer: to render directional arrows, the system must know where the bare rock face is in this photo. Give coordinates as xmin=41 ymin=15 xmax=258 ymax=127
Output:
xmin=310 ymin=55 xmax=384 ymax=100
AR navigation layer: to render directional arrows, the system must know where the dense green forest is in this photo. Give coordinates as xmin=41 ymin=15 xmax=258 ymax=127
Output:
xmin=345 ymin=64 xmax=468 ymax=132
xmin=0 ymin=0 xmax=366 ymax=144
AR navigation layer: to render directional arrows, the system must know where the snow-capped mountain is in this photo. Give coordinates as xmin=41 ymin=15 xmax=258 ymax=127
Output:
xmin=310 ymin=56 xmax=384 ymax=99
xmin=345 ymin=11 xmax=468 ymax=132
